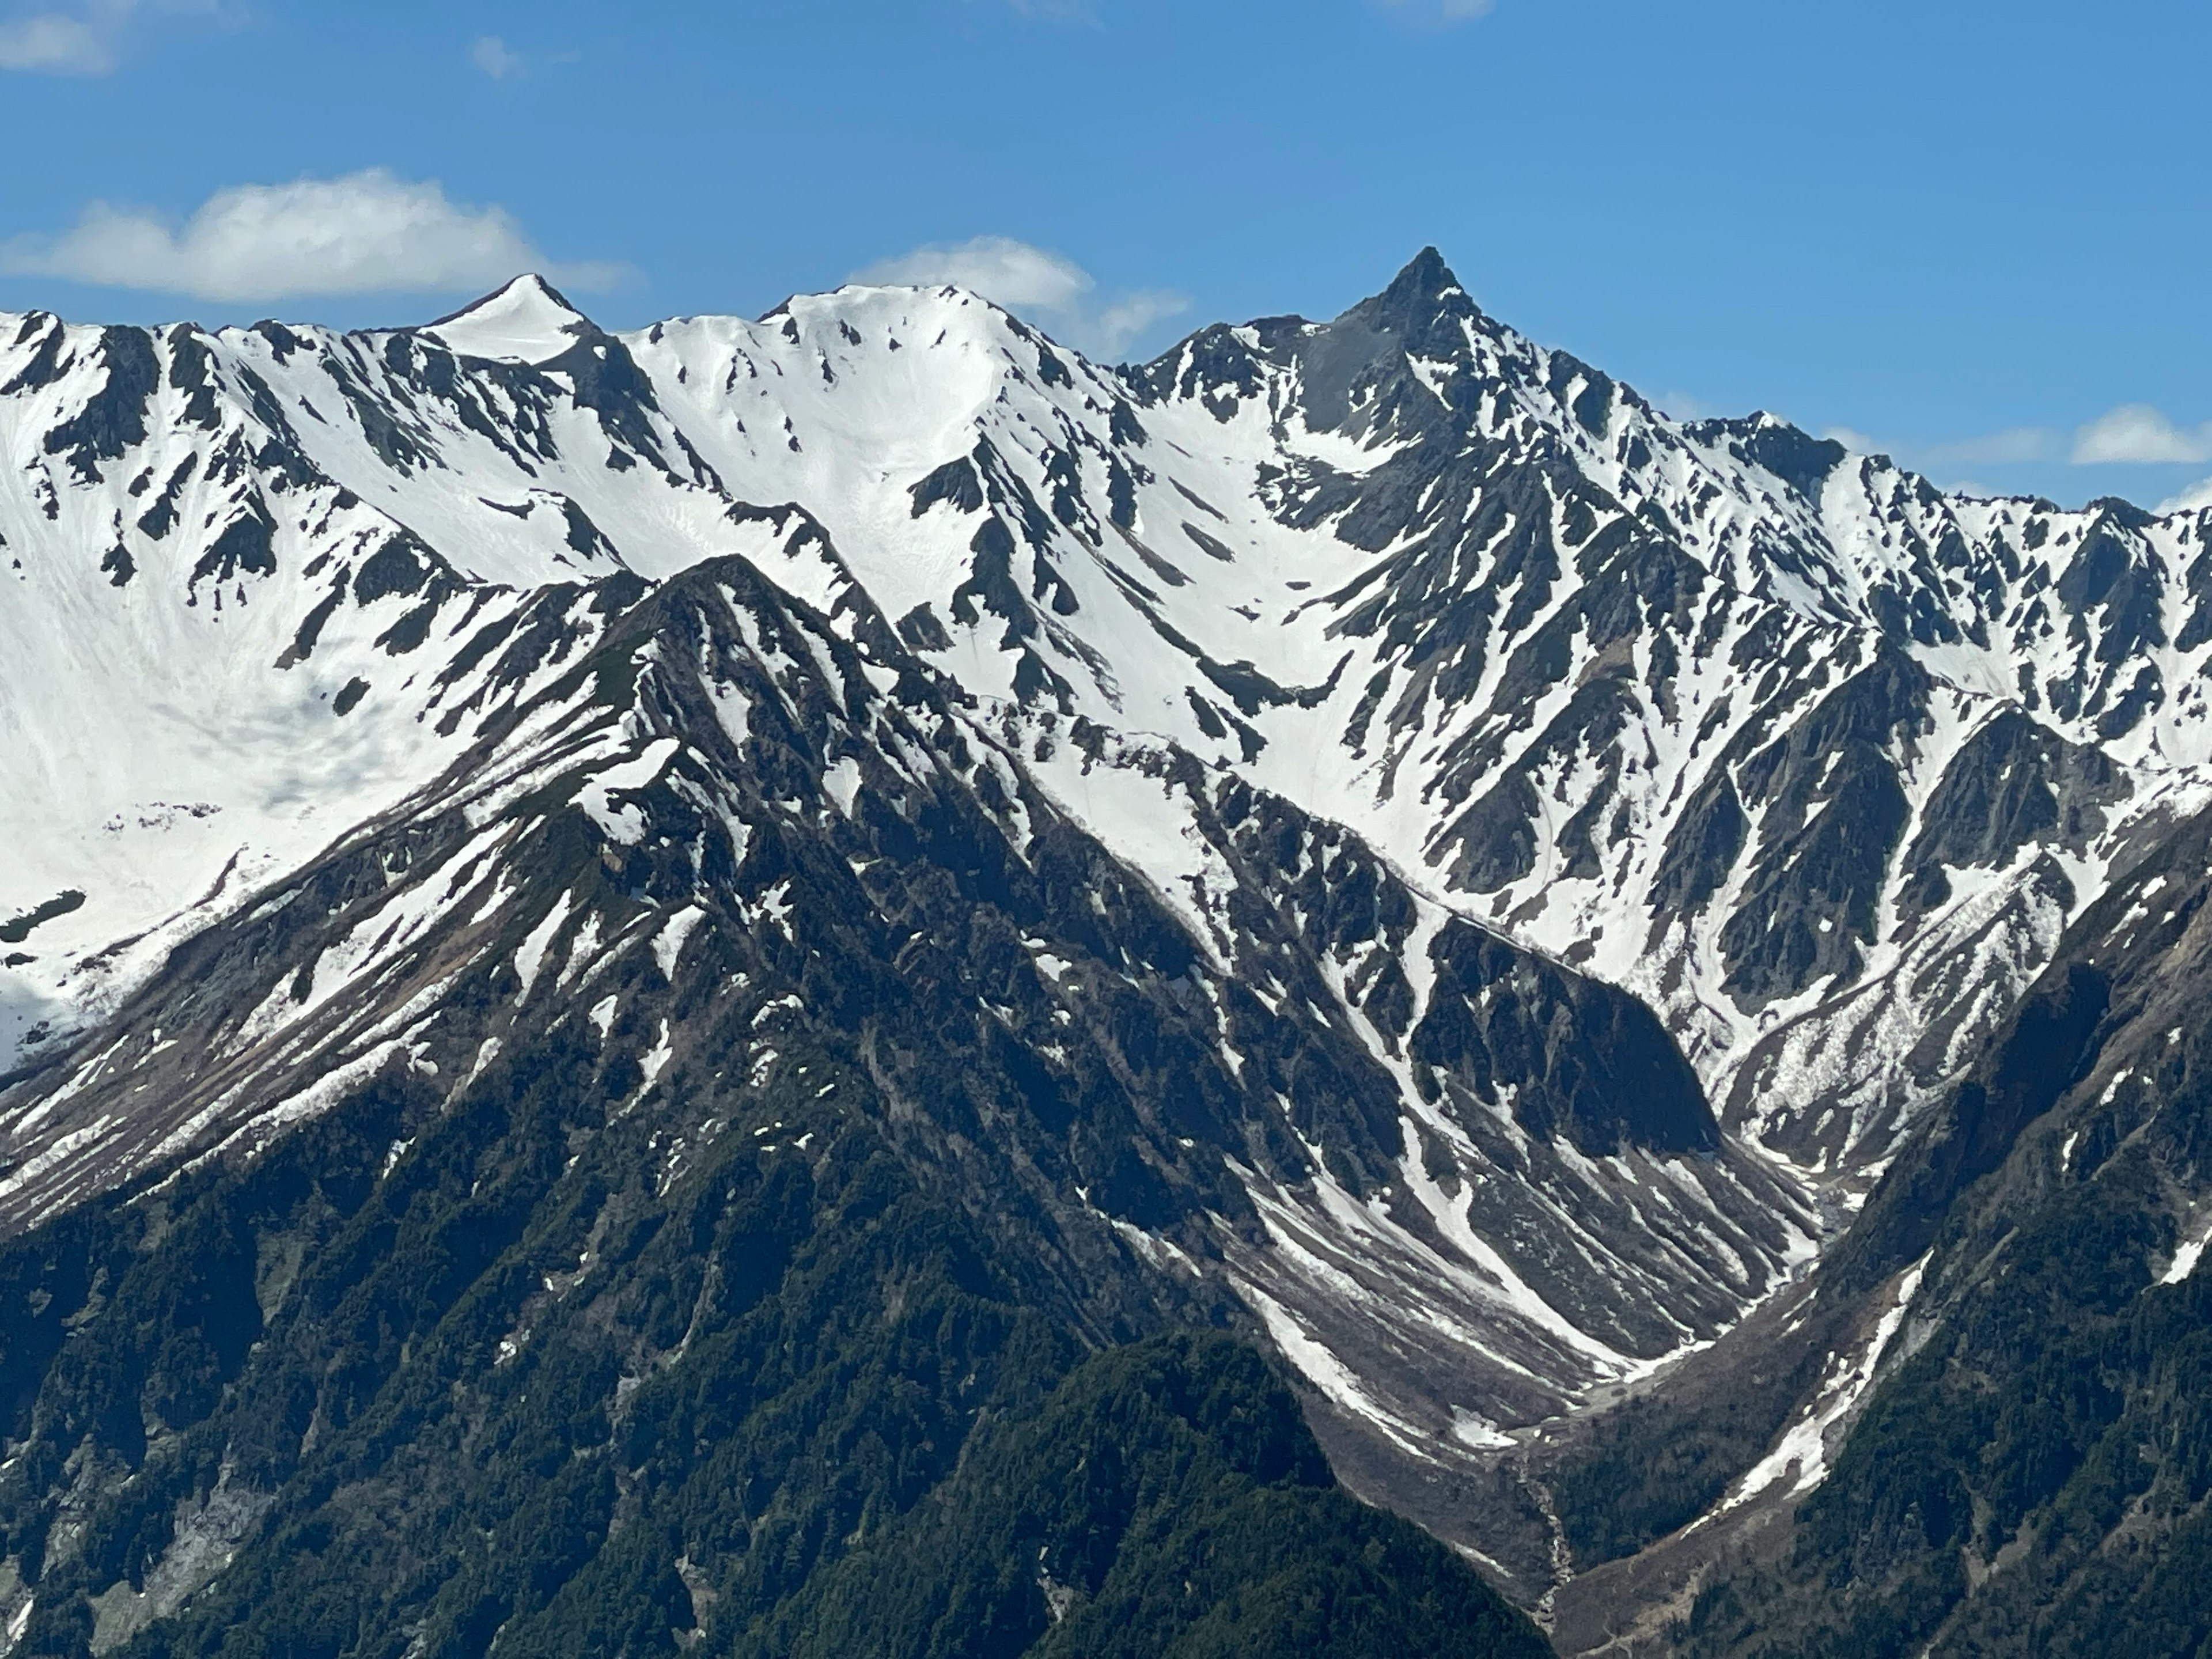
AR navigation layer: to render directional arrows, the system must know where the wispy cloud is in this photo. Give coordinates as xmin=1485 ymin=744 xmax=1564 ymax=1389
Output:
xmin=0 ymin=10 xmax=108 ymax=71
xmin=1090 ymin=291 xmax=1190 ymax=354
xmin=1653 ymin=389 xmax=1714 ymax=422
xmin=853 ymin=235 xmax=1185 ymax=359
xmin=0 ymin=0 xmax=217 ymax=75
xmin=1823 ymin=407 xmax=2212 ymax=494
xmin=2072 ymin=403 xmax=2212 ymax=467
xmin=1922 ymin=426 xmax=2060 ymax=469
xmin=0 ymin=169 xmax=627 ymax=302
xmin=2158 ymin=477 xmax=2212 ymax=515
xmin=1373 ymin=0 xmax=1499 ymax=24
xmin=861 ymin=237 xmax=1092 ymax=313
xmin=471 ymin=33 xmax=522 ymax=79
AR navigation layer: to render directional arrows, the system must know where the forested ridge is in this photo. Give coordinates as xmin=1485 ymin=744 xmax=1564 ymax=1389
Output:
xmin=0 ymin=1014 xmax=1544 ymax=1659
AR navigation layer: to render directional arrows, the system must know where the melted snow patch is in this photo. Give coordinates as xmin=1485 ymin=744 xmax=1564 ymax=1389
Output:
xmin=577 ymin=737 xmax=682 ymax=847
xmin=1719 ymin=1253 xmax=1928 ymax=1514
xmin=749 ymin=880 xmax=794 ymax=942
xmin=2163 ymin=1218 xmax=2212 ymax=1285
xmin=513 ymin=891 xmax=574 ymax=1005
xmin=557 ymin=912 xmax=603 ymax=990
xmin=653 ymin=906 xmax=707 ymax=981
xmin=822 ymin=755 xmax=862 ymax=817
xmin=1450 ymin=1408 xmax=1515 ymax=1451
xmin=639 ymin=1018 xmax=673 ymax=1090
xmin=710 ymin=682 xmax=751 ymax=751
xmin=464 ymin=1037 xmax=502 ymax=1087
xmin=1242 ymin=1282 xmax=1425 ymax=1457
xmin=215 ymin=1040 xmax=406 ymax=1161
xmin=0 ymin=1116 xmax=115 ymax=1210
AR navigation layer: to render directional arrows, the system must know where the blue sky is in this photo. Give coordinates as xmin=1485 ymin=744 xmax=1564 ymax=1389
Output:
xmin=1 ymin=0 xmax=2206 ymax=509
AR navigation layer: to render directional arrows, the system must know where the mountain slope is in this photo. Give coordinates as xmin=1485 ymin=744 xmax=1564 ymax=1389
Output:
xmin=1575 ymin=788 xmax=2212 ymax=1657
xmin=3 ymin=252 xmax=2211 ymax=1643
xmin=0 ymin=540 xmax=1568 ymax=1657
xmin=0 ymin=495 xmax=1805 ymax=1595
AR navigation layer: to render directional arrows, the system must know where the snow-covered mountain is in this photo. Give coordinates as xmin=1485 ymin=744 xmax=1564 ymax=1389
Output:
xmin=3 ymin=251 xmax=2209 ymax=1609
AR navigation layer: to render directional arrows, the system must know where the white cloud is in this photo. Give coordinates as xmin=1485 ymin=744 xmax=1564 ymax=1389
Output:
xmin=471 ymin=34 xmax=521 ymax=79
xmin=0 ymin=170 xmax=627 ymax=304
xmin=1824 ymin=424 xmax=2065 ymax=472
xmin=1090 ymin=291 xmax=1190 ymax=355
xmin=862 ymin=237 xmax=1090 ymax=315
xmin=0 ymin=0 xmax=217 ymax=75
xmin=2072 ymin=403 xmax=2212 ymax=466
xmin=0 ymin=10 xmax=109 ymax=71
xmin=854 ymin=235 xmax=1185 ymax=359
xmin=1924 ymin=426 xmax=2059 ymax=468
xmin=2160 ymin=477 xmax=2212 ymax=515
xmin=1821 ymin=416 xmax=2212 ymax=482
xmin=1374 ymin=0 xmax=1498 ymax=22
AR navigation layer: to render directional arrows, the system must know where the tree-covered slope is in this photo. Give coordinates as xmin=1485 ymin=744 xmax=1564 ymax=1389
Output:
xmin=0 ymin=1027 xmax=1544 ymax=1659
xmin=0 ymin=516 xmax=1802 ymax=1610
xmin=18 ymin=251 xmax=2212 ymax=1653
xmin=768 ymin=1335 xmax=1552 ymax=1659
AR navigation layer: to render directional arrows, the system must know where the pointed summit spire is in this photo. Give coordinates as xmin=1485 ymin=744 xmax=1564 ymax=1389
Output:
xmin=1340 ymin=246 xmax=1479 ymax=344
xmin=1314 ymin=245 xmax=1483 ymax=381
xmin=1382 ymin=246 xmax=1460 ymax=309
xmin=421 ymin=274 xmax=597 ymax=365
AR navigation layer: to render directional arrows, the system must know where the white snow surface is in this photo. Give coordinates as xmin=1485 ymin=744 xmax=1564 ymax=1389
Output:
xmin=423 ymin=275 xmax=596 ymax=365
xmin=2165 ymin=1219 xmax=2212 ymax=1285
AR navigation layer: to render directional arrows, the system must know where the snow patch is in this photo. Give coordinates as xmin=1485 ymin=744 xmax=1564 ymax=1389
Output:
xmin=512 ymin=892 xmax=574 ymax=1005
xmin=653 ymin=906 xmax=707 ymax=981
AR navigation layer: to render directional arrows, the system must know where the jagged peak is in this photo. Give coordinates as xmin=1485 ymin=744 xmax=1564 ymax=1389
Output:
xmin=1677 ymin=410 xmax=1855 ymax=504
xmin=1382 ymin=245 xmax=1462 ymax=308
xmin=1352 ymin=244 xmax=1483 ymax=334
xmin=421 ymin=274 xmax=596 ymax=365
xmin=1302 ymin=245 xmax=1491 ymax=391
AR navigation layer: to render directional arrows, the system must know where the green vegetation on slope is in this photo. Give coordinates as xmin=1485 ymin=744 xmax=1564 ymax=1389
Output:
xmin=0 ymin=1028 xmax=1544 ymax=1659
xmin=772 ymin=1335 xmax=1554 ymax=1659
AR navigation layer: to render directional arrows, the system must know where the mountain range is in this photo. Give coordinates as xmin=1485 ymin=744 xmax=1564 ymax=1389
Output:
xmin=2 ymin=249 xmax=2210 ymax=1656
